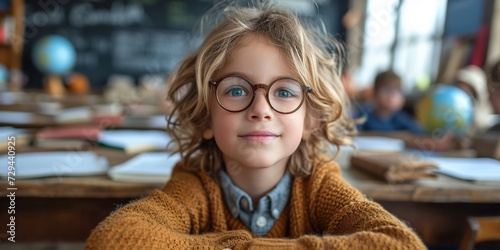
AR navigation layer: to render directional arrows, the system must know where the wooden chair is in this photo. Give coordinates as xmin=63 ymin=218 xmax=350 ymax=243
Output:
xmin=459 ymin=216 xmax=500 ymax=250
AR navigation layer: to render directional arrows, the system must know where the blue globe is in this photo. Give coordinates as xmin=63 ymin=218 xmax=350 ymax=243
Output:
xmin=0 ymin=64 xmax=8 ymax=83
xmin=416 ymin=84 xmax=474 ymax=136
xmin=32 ymin=35 xmax=76 ymax=75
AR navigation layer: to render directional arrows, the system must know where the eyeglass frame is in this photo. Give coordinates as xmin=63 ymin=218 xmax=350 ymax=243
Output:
xmin=209 ymin=74 xmax=313 ymax=114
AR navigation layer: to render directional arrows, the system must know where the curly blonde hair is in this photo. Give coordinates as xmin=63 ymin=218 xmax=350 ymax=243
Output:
xmin=166 ymin=1 xmax=355 ymax=177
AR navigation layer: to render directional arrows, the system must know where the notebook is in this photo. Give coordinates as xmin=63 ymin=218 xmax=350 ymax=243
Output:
xmin=423 ymin=156 xmax=500 ymax=184
xmin=108 ymin=152 xmax=180 ymax=183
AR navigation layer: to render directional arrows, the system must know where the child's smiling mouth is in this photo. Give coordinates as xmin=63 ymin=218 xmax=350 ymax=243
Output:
xmin=239 ymin=131 xmax=279 ymax=142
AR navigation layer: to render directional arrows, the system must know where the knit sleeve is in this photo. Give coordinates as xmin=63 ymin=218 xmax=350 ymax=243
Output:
xmin=85 ymin=171 xmax=252 ymax=249
xmin=306 ymin=162 xmax=425 ymax=249
xmin=234 ymin=161 xmax=427 ymax=250
xmin=291 ymin=201 xmax=427 ymax=250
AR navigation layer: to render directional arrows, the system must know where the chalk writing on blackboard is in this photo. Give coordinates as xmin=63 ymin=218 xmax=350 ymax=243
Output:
xmin=22 ymin=0 xmax=346 ymax=89
xmin=69 ymin=2 xmax=147 ymax=27
xmin=112 ymin=30 xmax=189 ymax=72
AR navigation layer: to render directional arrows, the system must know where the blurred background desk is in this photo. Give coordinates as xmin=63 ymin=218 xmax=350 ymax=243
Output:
xmin=0 ymin=148 xmax=162 ymax=243
xmin=1 ymin=156 xmax=499 ymax=247
xmin=344 ymin=167 xmax=500 ymax=247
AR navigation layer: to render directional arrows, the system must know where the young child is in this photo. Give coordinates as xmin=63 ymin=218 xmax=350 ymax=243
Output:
xmin=86 ymin=2 xmax=425 ymax=249
xmin=359 ymin=71 xmax=424 ymax=134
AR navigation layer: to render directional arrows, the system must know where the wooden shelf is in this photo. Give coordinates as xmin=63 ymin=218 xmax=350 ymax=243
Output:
xmin=0 ymin=0 xmax=24 ymax=71
xmin=0 ymin=6 xmax=13 ymax=17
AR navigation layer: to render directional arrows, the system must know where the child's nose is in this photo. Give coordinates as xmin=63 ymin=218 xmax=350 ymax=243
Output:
xmin=247 ymin=90 xmax=273 ymax=120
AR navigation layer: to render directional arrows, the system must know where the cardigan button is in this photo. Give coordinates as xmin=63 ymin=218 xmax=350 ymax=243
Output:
xmin=256 ymin=216 xmax=267 ymax=228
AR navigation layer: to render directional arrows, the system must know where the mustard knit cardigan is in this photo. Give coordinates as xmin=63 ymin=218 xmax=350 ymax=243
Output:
xmin=86 ymin=159 xmax=426 ymax=249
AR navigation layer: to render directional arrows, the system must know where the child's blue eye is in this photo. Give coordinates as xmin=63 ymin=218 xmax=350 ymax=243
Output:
xmin=226 ymin=87 xmax=247 ymax=97
xmin=275 ymin=89 xmax=294 ymax=98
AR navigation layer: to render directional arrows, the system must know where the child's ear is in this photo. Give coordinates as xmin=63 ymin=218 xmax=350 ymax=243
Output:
xmin=203 ymin=127 xmax=214 ymax=140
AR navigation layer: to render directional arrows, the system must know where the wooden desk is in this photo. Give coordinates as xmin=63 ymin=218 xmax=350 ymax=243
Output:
xmin=1 ymin=159 xmax=499 ymax=246
xmin=343 ymin=167 xmax=500 ymax=246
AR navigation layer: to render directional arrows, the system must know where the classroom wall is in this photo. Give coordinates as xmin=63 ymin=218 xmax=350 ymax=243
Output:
xmin=21 ymin=0 xmax=348 ymax=90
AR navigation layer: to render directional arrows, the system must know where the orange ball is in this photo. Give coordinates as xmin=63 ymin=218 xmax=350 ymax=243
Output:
xmin=66 ymin=73 xmax=90 ymax=95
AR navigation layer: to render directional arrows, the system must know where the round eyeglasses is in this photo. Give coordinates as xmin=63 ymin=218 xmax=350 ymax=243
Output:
xmin=209 ymin=75 xmax=313 ymax=114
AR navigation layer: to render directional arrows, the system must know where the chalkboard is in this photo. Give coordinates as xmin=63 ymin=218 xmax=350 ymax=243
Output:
xmin=22 ymin=0 xmax=347 ymax=90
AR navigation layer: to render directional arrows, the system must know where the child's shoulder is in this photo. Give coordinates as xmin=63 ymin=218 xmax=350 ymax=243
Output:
xmin=162 ymin=161 xmax=215 ymax=193
xmin=304 ymin=155 xmax=366 ymax=203
xmin=309 ymin=156 xmax=342 ymax=180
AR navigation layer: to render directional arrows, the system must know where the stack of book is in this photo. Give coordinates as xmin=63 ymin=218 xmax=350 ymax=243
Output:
xmin=0 ymin=126 xmax=29 ymax=152
xmin=35 ymin=125 xmax=102 ymax=149
xmin=350 ymin=151 xmax=438 ymax=183
xmin=98 ymin=130 xmax=171 ymax=154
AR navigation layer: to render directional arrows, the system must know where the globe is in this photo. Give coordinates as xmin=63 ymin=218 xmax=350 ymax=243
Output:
xmin=0 ymin=64 xmax=8 ymax=83
xmin=32 ymin=35 xmax=76 ymax=75
xmin=416 ymin=84 xmax=473 ymax=136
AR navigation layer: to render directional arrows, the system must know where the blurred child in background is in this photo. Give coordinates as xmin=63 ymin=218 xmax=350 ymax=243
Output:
xmin=359 ymin=71 xmax=424 ymax=134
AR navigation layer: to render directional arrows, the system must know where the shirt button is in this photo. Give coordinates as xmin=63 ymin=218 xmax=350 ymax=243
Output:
xmin=272 ymin=208 xmax=280 ymax=218
xmin=240 ymin=198 xmax=249 ymax=211
xmin=256 ymin=216 xmax=267 ymax=228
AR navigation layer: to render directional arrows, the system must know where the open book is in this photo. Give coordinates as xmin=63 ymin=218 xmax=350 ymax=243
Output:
xmin=422 ymin=156 xmax=500 ymax=184
xmin=0 ymin=151 xmax=108 ymax=179
xmin=108 ymin=152 xmax=180 ymax=184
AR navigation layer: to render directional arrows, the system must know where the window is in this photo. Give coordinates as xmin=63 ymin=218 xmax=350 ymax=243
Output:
xmin=354 ymin=0 xmax=447 ymax=93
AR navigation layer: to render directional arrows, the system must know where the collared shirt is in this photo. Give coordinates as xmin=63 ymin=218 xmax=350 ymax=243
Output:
xmin=218 ymin=170 xmax=292 ymax=236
